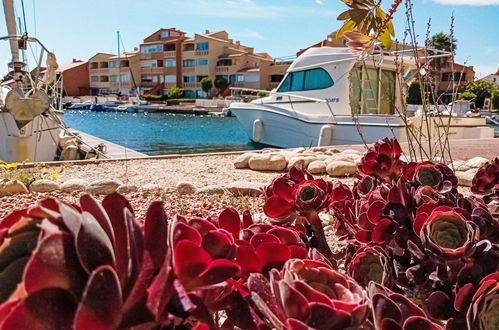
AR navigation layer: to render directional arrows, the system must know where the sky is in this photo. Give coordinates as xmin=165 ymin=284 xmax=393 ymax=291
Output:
xmin=0 ymin=0 xmax=498 ymax=78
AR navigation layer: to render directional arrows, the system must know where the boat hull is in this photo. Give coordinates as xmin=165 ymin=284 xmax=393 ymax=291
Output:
xmin=230 ymin=105 xmax=494 ymax=148
xmin=0 ymin=112 xmax=61 ymax=162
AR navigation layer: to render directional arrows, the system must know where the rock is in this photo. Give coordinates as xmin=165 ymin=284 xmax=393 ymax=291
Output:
xmin=293 ymin=147 xmax=306 ymax=153
xmin=466 ymin=157 xmax=490 ymax=169
xmin=449 ymin=160 xmax=470 ymax=172
xmin=116 ymin=184 xmax=138 ymax=194
xmin=248 ymin=154 xmax=287 ymax=172
xmin=0 ymin=179 xmax=29 ymax=196
xmin=195 ymin=185 xmax=226 ymax=195
xmin=287 ymin=156 xmax=316 ymax=170
xmin=233 ymin=153 xmax=258 ymax=169
xmin=60 ymin=179 xmax=89 ymax=192
xmin=176 ymin=182 xmax=196 ymax=195
xmin=326 ymin=153 xmax=356 ymax=163
xmin=326 ymin=161 xmax=357 ymax=177
xmin=29 ymin=179 xmax=60 ymax=193
xmin=341 ymin=149 xmax=362 ymax=155
xmin=225 ymin=181 xmax=264 ymax=196
xmin=327 ymin=148 xmax=341 ymax=154
xmin=308 ymin=160 xmax=327 ymax=174
xmin=310 ymin=147 xmax=328 ymax=152
xmin=141 ymin=184 xmax=163 ymax=193
xmin=456 ymin=168 xmax=478 ymax=187
xmin=86 ymin=178 xmax=122 ymax=195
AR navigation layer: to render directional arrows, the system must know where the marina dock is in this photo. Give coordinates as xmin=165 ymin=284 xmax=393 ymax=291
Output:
xmin=73 ymin=130 xmax=147 ymax=159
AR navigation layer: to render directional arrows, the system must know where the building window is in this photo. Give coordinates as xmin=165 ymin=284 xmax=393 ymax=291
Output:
xmin=164 ymin=75 xmax=176 ymax=83
xmin=197 ymin=59 xmax=208 ymax=66
xmin=196 ymin=90 xmax=207 ymax=98
xmin=270 ymin=74 xmax=284 ymax=83
xmin=91 ymin=76 xmax=99 ymax=82
xmin=442 ymin=72 xmax=453 ymax=81
xmin=141 ymin=60 xmax=158 ymax=67
xmin=196 ymin=42 xmax=209 ymax=50
xmin=108 ymin=61 xmax=119 ymax=68
xmin=141 ymin=75 xmax=159 ymax=83
xmin=161 ymin=31 xmax=169 ymax=38
xmin=278 ymin=68 xmax=334 ymax=92
xmin=183 ymin=59 xmax=196 ymax=67
xmin=165 ymin=59 xmax=176 ymax=67
xmin=121 ymin=74 xmax=129 ymax=82
xmin=245 ymin=74 xmax=259 ymax=83
xmin=216 ymin=59 xmax=232 ymax=66
xmin=236 ymin=74 xmax=245 ymax=82
xmin=140 ymin=44 xmax=164 ymax=53
xmin=184 ymin=90 xmax=196 ymax=98
xmin=183 ymin=43 xmax=195 ymax=52
xmin=183 ymin=76 xmax=196 ymax=83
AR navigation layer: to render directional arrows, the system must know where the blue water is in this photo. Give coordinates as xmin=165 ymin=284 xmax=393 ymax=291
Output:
xmin=63 ymin=111 xmax=258 ymax=155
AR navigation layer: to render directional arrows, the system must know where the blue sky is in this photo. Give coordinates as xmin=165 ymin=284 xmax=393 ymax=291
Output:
xmin=0 ymin=0 xmax=498 ymax=78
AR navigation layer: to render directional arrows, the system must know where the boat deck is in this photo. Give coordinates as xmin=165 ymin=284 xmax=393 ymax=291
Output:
xmin=73 ymin=130 xmax=147 ymax=159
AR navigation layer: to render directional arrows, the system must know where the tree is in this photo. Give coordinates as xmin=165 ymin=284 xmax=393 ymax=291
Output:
xmin=458 ymin=91 xmax=476 ymax=101
xmin=463 ymin=79 xmax=499 ymax=108
xmin=168 ymin=87 xmax=184 ymax=99
xmin=492 ymin=93 xmax=499 ymax=110
xmin=200 ymin=77 xmax=213 ymax=97
xmin=429 ymin=32 xmax=457 ymax=53
xmin=1 ymin=72 xmax=13 ymax=83
xmin=214 ymin=76 xmax=229 ymax=95
xmin=407 ymin=82 xmax=422 ymax=105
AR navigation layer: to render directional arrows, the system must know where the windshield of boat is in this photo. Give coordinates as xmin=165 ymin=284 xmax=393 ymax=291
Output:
xmin=277 ymin=68 xmax=334 ymax=93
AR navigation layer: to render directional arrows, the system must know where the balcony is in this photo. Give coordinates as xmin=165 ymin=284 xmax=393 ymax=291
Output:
xmin=195 ymin=50 xmax=209 ymax=56
xmin=183 ymin=82 xmax=199 ymax=88
xmin=215 ymin=66 xmax=230 ymax=73
xmin=183 ymin=67 xmax=195 ymax=73
xmin=141 ymin=67 xmax=164 ymax=75
xmin=163 ymin=51 xmax=176 ymax=58
xmin=232 ymin=82 xmax=244 ymax=87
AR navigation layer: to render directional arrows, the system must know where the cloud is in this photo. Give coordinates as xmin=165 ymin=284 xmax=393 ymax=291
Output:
xmin=162 ymin=0 xmax=337 ymax=19
xmin=315 ymin=0 xmax=324 ymax=5
xmin=432 ymin=0 xmax=499 ymax=5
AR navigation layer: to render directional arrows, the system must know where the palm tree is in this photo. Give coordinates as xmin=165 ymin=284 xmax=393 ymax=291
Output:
xmin=429 ymin=32 xmax=457 ymax=53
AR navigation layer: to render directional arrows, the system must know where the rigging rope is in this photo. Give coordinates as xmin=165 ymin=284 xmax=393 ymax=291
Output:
xmin=20 ymin=0 xmax=28 ymax=35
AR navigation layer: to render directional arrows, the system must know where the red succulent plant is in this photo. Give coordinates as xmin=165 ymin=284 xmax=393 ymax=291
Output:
xmin=358 ymin=138 xmax=404 ymax=181
xmin=471 ymin=157 xmax=499 ymax=195
xmin=249 ymin=259 xmax=368 ymax=329
xmin=467 ymin=272 xmax=499 ymax=330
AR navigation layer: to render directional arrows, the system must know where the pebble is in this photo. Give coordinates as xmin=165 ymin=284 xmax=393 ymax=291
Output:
xmin=176 ymin=182 xmax=196 ymax=195
xmin=326 ymin=161 xmax=357 ymax=177
xmin=141 ymin=184 xmax=163 ymax=193
xmin=116 ymin=184 xmax=138 ymax=194
xmin=466 ymin=157 xmax=490 ymax=169
xmin=248 ymin=154 xmax=287 ymax=172
xmin=86 ymin=178 xmax=122 ymax=195
xmin=29 ymin=179 xmax=60 ymax=193
xmin=455 ymin=168 xmax=478 ymax=187
xmin=233 ymin=153 xmax=258 ymax=169
xmin=195 ymin=185 xmax=226 ymax=195
xmin=0 ymin=179 xmax=29 ymax=197
xmin=307 ymin=160 xmax=327 ymax=174
xmin=225 ymin=181 xmax=264 ymax=196
xmin=60 ymin=179 xmax=89 ymax=193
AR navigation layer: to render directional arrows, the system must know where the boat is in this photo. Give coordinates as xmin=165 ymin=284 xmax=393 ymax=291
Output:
xmin=123 ymin=97 xmax=161 ymax=113
xmin=67 ymin=101 xmax=92 ymax=110
xmin=228 ymin=47 xmax=495 ymax=148
xmin=0 ymin=0 xmax=108 ymax=162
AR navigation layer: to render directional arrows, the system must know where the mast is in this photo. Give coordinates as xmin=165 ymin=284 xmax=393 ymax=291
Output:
xmin=117 ymin=30 xmax=121 ymax=93
xmin=3 ymin=0 xmax=24 ymax=81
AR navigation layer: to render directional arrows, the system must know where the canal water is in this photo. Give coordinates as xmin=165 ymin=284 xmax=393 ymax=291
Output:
xmin=63 ymin=111 xmax=259 ymax=155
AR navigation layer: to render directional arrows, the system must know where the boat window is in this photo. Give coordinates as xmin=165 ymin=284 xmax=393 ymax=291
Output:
xmin=278 ymin=68 xmax=334 ymax=92
xmin=351 ymin=66 xmax=396 ymax=115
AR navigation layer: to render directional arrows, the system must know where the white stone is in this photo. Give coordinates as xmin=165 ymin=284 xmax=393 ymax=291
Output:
xmin=195 ymin=185 xmax=226 ymax=195
xmin=308 ymin=160 xmax=327 ymax=174
xmin=116 ymin=184 xmax=138 ymax=194
xmin=310 ymin=147 xmax=328 ymax=152
xmin=326 ymin=161 xmax=357 ymax=177
xmin=287 ymin=156 xmax=316 ymax=170
xmin=449 ymin=160 xmax=470 ymax=172
xmin=456 ymin=168 xmax=478 ymax=187
xmin=248 ymin=153 xmax=287 ymax=172
xmin=29 ymin=179 xmax=60 ymax=193
xmin=0 ymin=179 xmax=29 ymax=196
xmin=293 ymin=147 xmax=306 ymax=153
xmin=326 ymin=153 xmax=356 ymax=163
xmin=86 ymin=179 xmax=122 ymax=195
xmin=176 ymin=182 xmax=196 ymax=195
xmin=466 ymin=157 xmax=490 ymax=169
xmin=341 ymin=149 xmax=362 ymax=155
xmin=233 ymin=153 xmax=258 ymax=169
xmin=141 ymin=184 xmax=163 ymax=193
xmin=60 ymin=179 xmax=89 ymax=192
xmin=225 ymin=181 xmax=264 ymax=196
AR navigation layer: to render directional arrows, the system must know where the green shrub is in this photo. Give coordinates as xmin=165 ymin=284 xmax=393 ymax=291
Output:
xmin=407 ymin=82 xmax=422 ymax=105
xmin=492 ymin=93 xmax=499 ymax=110
xmin=168 ymin=87 xmax=184 ymax=99
xmin=463 ymin=79 xmax=499 ymax=108
xmin=141 ymin=94 xmax=165 ymax=101
xmin=200 ymin=77 xmax=213 ymax=95
xmin=458 ymin=91 xmax=477 ymax=101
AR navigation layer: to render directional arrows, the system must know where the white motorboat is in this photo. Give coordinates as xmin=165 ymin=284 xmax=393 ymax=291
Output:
xmin=229 ymin=47 xmax=495 ymax=148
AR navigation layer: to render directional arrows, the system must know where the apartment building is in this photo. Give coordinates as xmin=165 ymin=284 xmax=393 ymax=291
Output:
xmin=88 ymin=28 xmax=290 ymax=97
xmin=88 ymin=52 xmax=140 ymax=95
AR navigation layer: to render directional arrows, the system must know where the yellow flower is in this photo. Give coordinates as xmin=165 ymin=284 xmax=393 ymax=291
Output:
xmin=49 ymin=172 xmax=59 ymax=179
xmin=3 ymin=162 xmax=19 ymax=169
